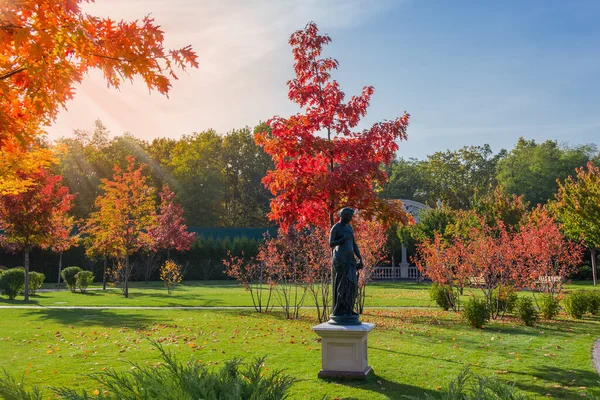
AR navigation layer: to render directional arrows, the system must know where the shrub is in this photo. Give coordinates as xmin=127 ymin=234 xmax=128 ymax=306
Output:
xmin=491 ymin=286 xmax=518 ymax=315
xmin=429 ymin=283 xmax=457 ymax=311
xmin=462 ymin=297 xmax=489 ymax=329
xmin=75 ymin=271 xmax=94 ymax=293
xmin=159 ymin=260 xmax=183 ymax=294
xmin=587 ymin=291 xmax=600 ymax=315
xmin=28 ymin=272 xmax=45 ymax=295
xmin=0 ymin=268 xmax=25 ymax=300
xmin=515 ymin=297 xmax=538 ymax=326
xmin=404 ymin=366 xmax=532 ymax=400
xmin=538 ymin=293 xmax=560 ymax=320
xmin=563 ymin=290 xmax=589 ymax=319
xmin=61 ymin=266 xmax=82 ymax=292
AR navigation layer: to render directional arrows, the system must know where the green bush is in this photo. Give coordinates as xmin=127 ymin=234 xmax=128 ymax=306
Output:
xmin=587 ymin=291 xmax=600 ymax=315
xmin=75 ymin=271 xmax=94 ymax=293
xmin=491 ymin=286 xmax=518 ymax=315
xmin=515 ymin=297 xmax=538 ymax=326
xmin=429 ymin=283 xmax=456 ymax=311
xmin=538 ymin=293 xmax=560 ymax=320
xmin=28 ymin=272 xmax=45 ymax=295
xmin=462 ymin=297 xmax=489 ymax=329
xmin=0 ymin=268 xmax=25 ymax=300
xmin=0 ymin=342 xmax=295 ymax=399
xmin=563 ymin=290 xmax=589 ymax=319
xmin=404 ymin=366 xmax=532 ymax=400
xmin=61 ymin=266 xmax=82 ymax=292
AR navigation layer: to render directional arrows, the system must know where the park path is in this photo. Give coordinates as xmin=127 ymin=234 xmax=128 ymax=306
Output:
xmin=593 ymin=340 xmax=600 ymax=376
xmin=0 ymin=305 xmax=431 ymax=310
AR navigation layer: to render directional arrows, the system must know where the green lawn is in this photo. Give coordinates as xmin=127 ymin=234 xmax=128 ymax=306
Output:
xmin=0 ymin=281 xmax=599 ymax=399
xmin=1 ymin=280 xmax=596 ymax=308
xmin=0 ymin=307 xmax=598 ymax=399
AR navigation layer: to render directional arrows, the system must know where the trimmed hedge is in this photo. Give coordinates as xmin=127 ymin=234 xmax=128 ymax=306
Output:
xmin=61 ymin=266 xmax=82 ymax=292
xmin=75 ymin=270 xmax=94 ymax=293
xmin=0 ymin=268 xmax=25 ymax=300
xmin=29 ymin=271 xmax=45 ymax=295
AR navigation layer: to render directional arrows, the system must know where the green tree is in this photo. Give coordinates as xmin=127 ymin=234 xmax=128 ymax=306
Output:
xmin=381 ymin=158 xmax=428 ymax=203
xmin=423 ymin=144 xmax=499 ymax=209
xmin=497 ymin=138 xmax=595 ymax=206
xmin=168 ymin=130 xmax=225 ymax=226
xmin=221 ymin=125 xmax=273 ymax=227
xmin=552 ymin=162 xmax=600 ymax=285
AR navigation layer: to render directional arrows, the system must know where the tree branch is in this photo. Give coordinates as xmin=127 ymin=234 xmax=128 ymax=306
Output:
xmin=0 ymin=67 xmax=26 ymax=81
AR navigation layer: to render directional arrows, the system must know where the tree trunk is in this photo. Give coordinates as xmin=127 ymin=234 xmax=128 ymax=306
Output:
xmin=592 ymin=248 xmax=597 ymax=286
xmin=23 ymin=247 xmax=30 ymax=301
xmin=57 ymin=251 xmax=63 ymax=287
xmin=102 ymin=256 xmax=107 ymax=290
xmin=125 ymin=254 xmax=130 ymax=298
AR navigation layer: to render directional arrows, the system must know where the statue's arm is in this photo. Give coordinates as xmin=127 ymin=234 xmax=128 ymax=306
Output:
xmin=329 ymin=225 xmax=348 ymax=248
xmin=353 ymin=237 xmax=362 ymax=262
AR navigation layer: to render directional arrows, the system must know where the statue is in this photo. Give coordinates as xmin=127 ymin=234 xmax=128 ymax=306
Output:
xmin=329 ymin=208 xmax=363 ymax=325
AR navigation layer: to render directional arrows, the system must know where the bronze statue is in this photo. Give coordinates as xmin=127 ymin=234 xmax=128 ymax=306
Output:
xmin=329 ymin=208 xmax=363 ymax=325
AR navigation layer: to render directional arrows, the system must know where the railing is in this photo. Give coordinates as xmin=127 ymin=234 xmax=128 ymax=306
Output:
xmin=372 ymin=265 xmax=420 ymax=280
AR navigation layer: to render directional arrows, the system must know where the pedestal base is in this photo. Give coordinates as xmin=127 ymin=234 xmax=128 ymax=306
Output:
xmin=312 ymin=322 xmax=375 ymax=380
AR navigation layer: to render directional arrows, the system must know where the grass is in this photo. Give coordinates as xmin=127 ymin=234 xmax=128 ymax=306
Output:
xmin=1 ymin=280 xmax=597 ymax=308
xmin=0 ymin=281 xmax=598 ymax=399
xmin=0 ymin=308 xmax=599 ymax=399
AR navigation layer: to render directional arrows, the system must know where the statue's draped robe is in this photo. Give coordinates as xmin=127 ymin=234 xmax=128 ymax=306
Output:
xmin=331 ymin=223 xmax=358 ymax=316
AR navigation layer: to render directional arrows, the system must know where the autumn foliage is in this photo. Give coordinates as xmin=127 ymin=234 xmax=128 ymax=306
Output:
xmin=416 ymin=205 xmax=582 ymax=317
xmin=256 ymin=22 xmax=410 ymax=230
xmin=85 ymin=156 xmax=156 ymax=298
xmin=149 ymin=185 xmax=196 ymax=257
xmin=0 ymin=0 xmax=198 ymax=149
xmin=0 ymin=168 xmax=75 ymax=300
xmin=159 ymin=260 xmax=183 ymax=294
xmin=553 ymin=161 xmax=600 ymax=285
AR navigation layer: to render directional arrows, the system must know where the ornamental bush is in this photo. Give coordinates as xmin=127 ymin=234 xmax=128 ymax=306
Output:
xmin=587 ymin=291 xmax=600 ymax=315
xmin=538 ymin=293 xmax=560 ymax=320
xmin=160 ymin=260 xmax=183 ymax=294
xmin=563 ymin=290 xmax=589 ymax=319
xmin=429 ymin=283 xmax=457 ymax=311
xmin=28 ymin=271 xmax=45 ymax=295
xmin=462 ymin=297 xmax=489 ymax=329
xmin=491 ymin=286 xmax=518 ymax=315
xmin=61 ymin=266 xmax=82 ymax=292
xmin=75 ymin=271 xmax=94 ymax=293
xmin=515 ymin=297 xmax=538 ymax=326
xmin=0 ymin=268 xmax=25 ymax=300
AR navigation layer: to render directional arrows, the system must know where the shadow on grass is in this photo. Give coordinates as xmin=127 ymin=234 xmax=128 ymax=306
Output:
xmin=0 ymin=297 xmax=40 ymax=305
xmin=327 ymin=372 xmax=439 ymax=399
xmin=511 ymin=365 xmax=600 ymax=398
xmin=21 ymin=308 xmax=158 ymax=328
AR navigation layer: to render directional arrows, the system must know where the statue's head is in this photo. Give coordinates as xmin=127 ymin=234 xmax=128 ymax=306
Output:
xmin=339 ymin=207 xmax=355 ymax=223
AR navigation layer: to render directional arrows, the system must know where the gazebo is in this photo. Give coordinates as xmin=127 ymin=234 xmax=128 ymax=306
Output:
xmin=372 ymin=199 xmax=430 ymax=280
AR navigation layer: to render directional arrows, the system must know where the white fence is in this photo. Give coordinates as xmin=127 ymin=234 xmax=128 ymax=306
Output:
xmin=372 ymin=265 xmax=420 ymax=280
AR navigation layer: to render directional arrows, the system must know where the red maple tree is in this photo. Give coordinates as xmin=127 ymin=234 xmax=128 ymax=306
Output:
xmin=255 ymin=22 xmax=411 ymax=230
xmin=0 ymin=168 xmax=75 ymax=300
xmin=149 ymin=185 xmax=195 ymax=259
xmin=514 ymin=206 xmax=582 ymax=296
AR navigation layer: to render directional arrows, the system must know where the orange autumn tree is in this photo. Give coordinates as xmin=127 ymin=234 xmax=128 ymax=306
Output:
xmin=553 ymin=162 xmax=600 ymax=286
xmin=0 ymin=168 xmax=75 ymax=301
xmin=0 ymin=0 xmax=198 ymax=192
xmin=255 ymin=22 xmax=411 ymax=230
xmin=85 ymin=156 xmax=157 ymax=298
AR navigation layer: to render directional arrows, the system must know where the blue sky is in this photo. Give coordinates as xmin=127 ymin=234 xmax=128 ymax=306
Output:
xmin=47 ymin=0 xmax=600 ymax=160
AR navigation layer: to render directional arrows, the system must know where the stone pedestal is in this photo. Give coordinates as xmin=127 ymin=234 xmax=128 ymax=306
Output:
xmin=312 ymin=322 xmax=375 ymax=379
